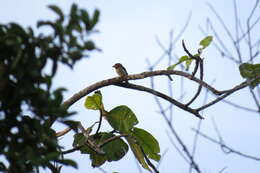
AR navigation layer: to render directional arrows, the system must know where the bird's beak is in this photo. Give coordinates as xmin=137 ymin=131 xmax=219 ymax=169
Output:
xmin=112 ymin=64 xmax=115 ymax=68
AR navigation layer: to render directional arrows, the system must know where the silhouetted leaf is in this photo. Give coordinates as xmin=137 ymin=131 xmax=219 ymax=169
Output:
xmin=91 ymin=9 xmax=100 ymax=28
xmin=48 ymin=5 xmax=64 ymax=21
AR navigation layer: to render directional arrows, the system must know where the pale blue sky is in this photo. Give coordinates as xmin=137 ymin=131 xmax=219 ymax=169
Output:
xmin=1 ymin=0 xmax=260 ymax=173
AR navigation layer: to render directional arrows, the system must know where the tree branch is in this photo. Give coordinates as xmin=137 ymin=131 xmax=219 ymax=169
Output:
xmin=114 ymin=82 xmax=203 ymax=119
xmin=61 ymin=70 xmax=223 ymax=110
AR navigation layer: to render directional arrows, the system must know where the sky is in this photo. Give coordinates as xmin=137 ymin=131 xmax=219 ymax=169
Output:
xmin=1 ymin=0 xmax=260 ymax=173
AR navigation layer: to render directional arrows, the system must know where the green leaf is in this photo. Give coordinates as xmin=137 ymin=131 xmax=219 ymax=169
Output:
xmin=48 ymin=5 xmax=64 ymax=21
xmin=10 ymin=23 xmax=27 ymax=38
xmin=81 ymin=9 xmax=91 ymax=31
xmin=132 ymin=127 xmax=160 ymax=161
xmin=70 ymin=3 xmax=78 ymax=17
xmin=91 ymin=9 xmax=100 ymax=28
xmin=199 ymin=36 xmax=213 ymax=49
xmin=73 ymin=133 xmax=86 ymax=147
xmin=239 ymin=63 xmax=260 ymax=88
xmin=78 ymin=132 xmax=128 ymax=167
xmin=90 ymin=152 xmax=107 ymax=167
xmin=185 ymin=58 xmax=193 ymax=70
xmin=57 ymin=159 xmax=78 ymax=168
xmin=126 ymin=137 xmax=151 ymax=171
xmin=84 ymin=40 xmax=96 ymax=50
xmin=167 ymin=56 xmax=192 ymax=70
xmin=99 ymin=133 xmax=128 ymax=161
xmin=107 ymin=105 xmax=138 ymax=133
xmin=84 ymin=91 xmax=104 ymax=110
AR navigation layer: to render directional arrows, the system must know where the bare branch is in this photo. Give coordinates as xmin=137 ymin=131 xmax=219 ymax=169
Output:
xmin=114 ymin=82 xmax=203 ymax=119
xmin=196 ymin=75 xmax=260 ymax=111
xmin=62 ymin=70 xmax=223 ymax=110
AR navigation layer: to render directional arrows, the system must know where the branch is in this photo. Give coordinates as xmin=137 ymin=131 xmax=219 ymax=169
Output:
xmin=59 ymin=71 xmax=259 ymax=123
xmin=196 ymin=75 xmax=260 ymax=111
xmin=97 ymin=134 xmax=128 ymax=148
xmin=61 ymin=70 xmax=223 ymax=109
xmin=62 ymin=134 xmax=128 ymax=155
xmin=56 ymin=127 xmax=72 ymax=137
xmin=140 ymin=147 xmax=160 ymax=173
xmin=77 ymin=122 xmax=105 ymax=155
xmin=114 ymin=82 xmax=203 ymax=119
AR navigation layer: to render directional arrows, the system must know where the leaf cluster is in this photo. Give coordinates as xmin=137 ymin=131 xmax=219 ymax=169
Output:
xmin=72 ymin=92 xmax=161 ymax=171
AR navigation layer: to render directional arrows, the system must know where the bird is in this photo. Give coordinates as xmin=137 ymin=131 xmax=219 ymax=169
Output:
xmin=112 ymin=63 xmax=129 ymax=82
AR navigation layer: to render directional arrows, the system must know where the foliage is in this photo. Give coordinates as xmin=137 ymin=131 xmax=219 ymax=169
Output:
xmin=0 ymin=4 xmax=99 ymax=172
xmin=239 ymin=63 xmax=260 ymax=88
xmin=75 ymin=92 xmax=161 ymax=171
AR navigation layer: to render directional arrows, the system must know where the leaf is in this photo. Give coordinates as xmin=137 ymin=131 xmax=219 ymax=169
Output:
xmin=70 ymin=3 xmax=78 ymax=18
xmin=107 ymin=105 xmax=138 ymax=133
xmin=90 ymin=152 xmax=107 ymax=167
xmin=91 ymin=9 xmax=100 ymax=28
xmin=199 ymin=36 xmax=213 ymax=49
xmin=81 ymin=9 xmax=91 ymax=31
xmin=84 ymin=40 xmax=96 ymax=50
xmin=78 ymin=132 xmax=128 ymax=167
xmin=48 ymin=5 xmax=64 ymax=21
xmin=239 ymin=63 xmax=260 ymax=88
xmin=37 ymin=21 xmax=55 ymax=29
xmin=84 ymin=91 xmax=104 ymax=110
xmin=99 ymin=133 xmax=128 ymax=161
xmin=185 ymin=58 xmax=193 ymax=70
xmin=167 ymin=56 xmax=192 ymax=70
xmin=10 ymin=23 xmax=27 ymax=38
xmin=132 ymin=127 xmax=160 ymax=161
xmin=126 ymin=137 xmax=151 ymax=171
xmin=73 ymin=133 xmax=86 ymax=147
xmin=57 ymin=159 xmax=78 ymax=168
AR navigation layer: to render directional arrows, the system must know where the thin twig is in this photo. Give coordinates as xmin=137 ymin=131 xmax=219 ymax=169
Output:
xmin=191 ymin=129 xmax=260 ymax=161
xmin=98 ymin=134 xmax=128 ymax=148
xmin=166 ymin=131 xmax=189 ymax=163
xmin=196 ymin=75 xmax=260 ymax=111
xmin=95 ymin=113 xmax=103 ymax=135
xmin=149 ymin=73 xmax=202 ymax=173
xmin=114 ymin=82 xmax=203 ymax=119
xmin=186 ymin=59 xmax=204 ymax=106
xmin=140 ymin=146 xmax=160 ymax=173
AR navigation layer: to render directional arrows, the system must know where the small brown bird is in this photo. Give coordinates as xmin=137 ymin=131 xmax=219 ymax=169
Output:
xmin=112 ymin=63 xmax=128 ymax=76
xmin=113 ymin=63 xmax=129 ymax=83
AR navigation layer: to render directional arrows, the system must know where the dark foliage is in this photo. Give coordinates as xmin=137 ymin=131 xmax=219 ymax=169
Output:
xmin=0 ymin=4 xmax=99 ymax=172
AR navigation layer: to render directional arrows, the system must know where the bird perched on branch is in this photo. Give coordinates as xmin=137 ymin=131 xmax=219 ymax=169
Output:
xmin=113 ymin=63 xmax=129 ymax=82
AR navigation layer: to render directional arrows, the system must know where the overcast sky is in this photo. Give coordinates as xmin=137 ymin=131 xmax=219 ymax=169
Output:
xmin=1 ymin=0 xmax=260 ymax=173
